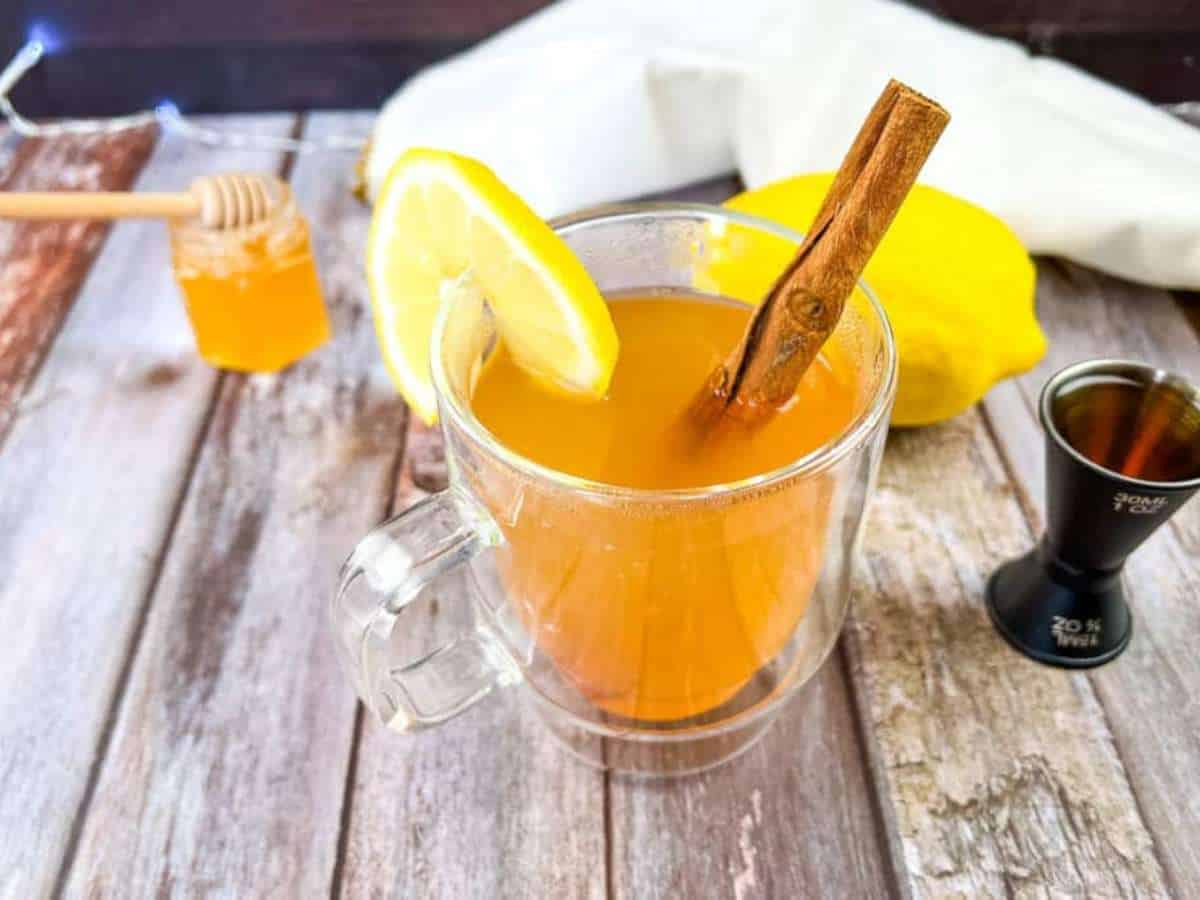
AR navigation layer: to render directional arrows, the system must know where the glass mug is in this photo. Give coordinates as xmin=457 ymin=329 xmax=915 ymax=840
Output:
xmin=332 ymin=204 xmax=896 ymax=775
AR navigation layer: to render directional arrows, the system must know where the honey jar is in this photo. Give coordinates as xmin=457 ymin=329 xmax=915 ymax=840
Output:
xmin=169 ymin=176 xmax=330 ymax=372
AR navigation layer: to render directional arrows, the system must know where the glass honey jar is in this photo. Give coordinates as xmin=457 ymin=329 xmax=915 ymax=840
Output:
xmin=169 ymin=176 xmax=330 ymax=372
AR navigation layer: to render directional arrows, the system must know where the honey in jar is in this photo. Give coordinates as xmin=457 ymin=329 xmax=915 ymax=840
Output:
xmin=169 ymin=177 xmax=330 ymax=372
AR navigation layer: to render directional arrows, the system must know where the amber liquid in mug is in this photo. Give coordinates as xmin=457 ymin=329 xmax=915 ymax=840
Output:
xmin=470 ymin=292 xmax=858 ymax=721
xmin=1052 ymin=375 xmax=1200 ymax=483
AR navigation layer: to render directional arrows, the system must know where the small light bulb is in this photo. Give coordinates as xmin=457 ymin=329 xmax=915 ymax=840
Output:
xmin=27 ymin=21 xmax=64 ymax=55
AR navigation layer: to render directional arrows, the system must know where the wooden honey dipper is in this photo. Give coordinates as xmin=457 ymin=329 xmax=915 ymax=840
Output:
xmin=0 ymin=172 xmax=283 ymax=229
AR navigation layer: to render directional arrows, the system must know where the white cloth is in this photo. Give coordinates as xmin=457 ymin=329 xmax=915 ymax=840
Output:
xmin=366 ymin=0 xmax=1200 ymax=289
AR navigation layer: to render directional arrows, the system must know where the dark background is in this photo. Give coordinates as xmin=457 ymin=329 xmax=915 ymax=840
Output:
xmin=4 ymin=0 xmax=1198 ymax=116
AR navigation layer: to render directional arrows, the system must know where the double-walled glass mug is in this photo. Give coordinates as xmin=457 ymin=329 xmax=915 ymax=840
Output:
xmin=332 ymin=205 xmax=896 ymax=776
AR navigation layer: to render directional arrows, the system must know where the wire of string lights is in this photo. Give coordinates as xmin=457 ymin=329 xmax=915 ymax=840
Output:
xmin=0 ymin=37 xmax=367 ymax=152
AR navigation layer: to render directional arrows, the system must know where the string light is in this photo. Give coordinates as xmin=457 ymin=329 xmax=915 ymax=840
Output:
xmin=155 ymin=101 xmax=367 ymax=152
xmin=26 ymin=20 xmax=65 ymax=55
xmin=6 ymin=26 xmax=1195 ymax=154
xmin=0 ymin=41 xmax=157 ymax=139
xmin=0 ymin=37 xmax=367 ymax=152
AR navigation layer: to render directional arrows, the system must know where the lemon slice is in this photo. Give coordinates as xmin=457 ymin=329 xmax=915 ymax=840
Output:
xmin=366 ymin=148 xmax=618 ymax=423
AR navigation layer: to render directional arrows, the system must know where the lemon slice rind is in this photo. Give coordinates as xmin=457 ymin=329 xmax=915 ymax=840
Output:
xmin=367 ymin=149 xmax=617 ymax=424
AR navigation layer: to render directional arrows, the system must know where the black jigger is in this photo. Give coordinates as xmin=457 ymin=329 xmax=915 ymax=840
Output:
xmin=988 ymin=359 xmax=1200 ymax=668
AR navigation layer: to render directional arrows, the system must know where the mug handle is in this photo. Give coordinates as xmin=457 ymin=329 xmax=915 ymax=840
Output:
xmin=331 ymin=488 xmax=521 ymax=732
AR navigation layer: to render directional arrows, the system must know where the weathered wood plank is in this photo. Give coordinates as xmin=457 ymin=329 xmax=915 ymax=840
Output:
xmin=1174 ymin=290 xmax=1200 ymax=339
xmin=338 ymin=417 xmax=608 ymax=900
xmin=61 ymin=112 xmax=401 ymax=897
xmin=608 ymin=657 xmax=894 ymax=900
xmin=844 ymin=408 xmax=1168 ymax=896
xmin=982 ymin=259 xmax=1200 ymax=897
xmin=0 ymin=115 xmax=296 ymax=900
xmin=0 ymin=126 xmax=157 ymax=442
xmin=636 ymin=173 xmax=744 ymax=206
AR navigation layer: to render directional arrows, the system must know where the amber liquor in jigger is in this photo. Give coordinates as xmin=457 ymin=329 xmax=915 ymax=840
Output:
xmin=988 ymin=359 xmax=1200 ymax=667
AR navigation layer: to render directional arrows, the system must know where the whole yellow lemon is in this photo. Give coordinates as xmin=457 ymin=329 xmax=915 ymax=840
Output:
xmin=723 ymin=175 xmax=1046 ymax=426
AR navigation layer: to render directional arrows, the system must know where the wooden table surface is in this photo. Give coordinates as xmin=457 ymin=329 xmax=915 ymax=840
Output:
xmin=1 ymin=112 xmax=1198 ymax=900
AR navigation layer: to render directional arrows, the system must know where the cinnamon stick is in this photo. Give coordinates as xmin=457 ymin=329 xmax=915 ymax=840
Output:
xmin=692 ymin=80 xmax=950 ymax=429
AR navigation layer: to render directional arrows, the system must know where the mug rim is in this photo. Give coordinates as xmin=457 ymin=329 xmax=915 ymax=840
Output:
xmin=431 ymin=201 xmax=898 ymax=502
xmin=1039 ymin=357 xmax=1200 ymax=492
